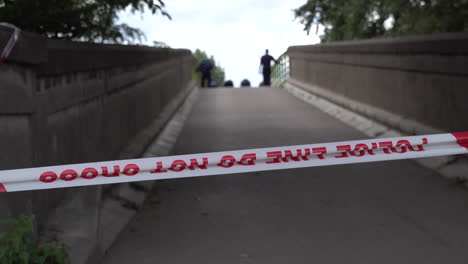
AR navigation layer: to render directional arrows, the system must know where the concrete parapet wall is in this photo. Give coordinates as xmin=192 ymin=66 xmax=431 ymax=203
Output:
xmin=0 ymin=26 xmax=193 ymax=259
xmin=288 ymin=32 xmax=468 ymax=132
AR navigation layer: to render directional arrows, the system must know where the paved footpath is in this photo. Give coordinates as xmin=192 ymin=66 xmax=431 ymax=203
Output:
xmin=103 ymin=88 xmax=468 ymax=264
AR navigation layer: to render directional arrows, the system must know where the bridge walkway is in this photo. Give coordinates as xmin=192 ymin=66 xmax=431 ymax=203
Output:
xmin=103 ymin=87 xmax=468 ymax=264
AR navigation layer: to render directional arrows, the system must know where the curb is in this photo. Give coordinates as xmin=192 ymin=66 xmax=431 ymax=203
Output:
xmin=44 ymin=84 xmax=200 ymax=264
xmin=98 ymin=86 xmax=199 ymax=259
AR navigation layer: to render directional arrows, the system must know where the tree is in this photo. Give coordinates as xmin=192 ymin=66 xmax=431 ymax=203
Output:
xmin=192 ymin=49 xmax=225 ymax=87
xmin=0 ymin=0 xmax=171 ymax=43
xmin=294 ymin=0 xmax=468 ymax=42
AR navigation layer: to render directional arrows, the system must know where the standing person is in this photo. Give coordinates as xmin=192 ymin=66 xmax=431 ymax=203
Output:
xmin=259 ymin=49 xmax=277 ymax=86
xmin=196 ymin=59 xmax=214 ymax=88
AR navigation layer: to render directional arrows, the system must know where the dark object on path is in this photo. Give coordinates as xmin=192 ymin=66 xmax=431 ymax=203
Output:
xmin=240 ymin=79 xmax=251 ymax=87
xmin=196 ymin=59 xmax=214 ymax=88
xmin=224 ymin=80 xmax=234 ymax=87
xmin=259 ymin=49 xmax=277 ymax=86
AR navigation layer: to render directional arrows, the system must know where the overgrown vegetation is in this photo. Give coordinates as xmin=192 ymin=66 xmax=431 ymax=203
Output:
xmin=0 ymin=215 xmax=68 ymax=264
xmin=294 ymin=0 xmax=468 ymax=42
xmin=454 ymin=176 xmax=467 ymax=185
xmin=0 ymin=0 xmax=170 ymax=43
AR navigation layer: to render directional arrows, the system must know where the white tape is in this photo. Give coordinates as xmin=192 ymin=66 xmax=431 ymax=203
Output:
xmin=0 ymin=22 xmax=20 ymax=63
xmin=0 ymin=132 xmax=467 ymax=193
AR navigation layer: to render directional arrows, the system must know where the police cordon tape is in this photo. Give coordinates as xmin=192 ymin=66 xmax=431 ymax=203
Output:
xmin=1 ymin=132 xmax=467 ymax=193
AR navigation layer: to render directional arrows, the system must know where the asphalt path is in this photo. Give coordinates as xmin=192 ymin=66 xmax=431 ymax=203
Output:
xmin=103 ymin=88 xmax=468 ymax=264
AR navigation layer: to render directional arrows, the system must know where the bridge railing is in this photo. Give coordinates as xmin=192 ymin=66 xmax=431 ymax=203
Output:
xmin=271 ymin=52 xmax=289 ymax=87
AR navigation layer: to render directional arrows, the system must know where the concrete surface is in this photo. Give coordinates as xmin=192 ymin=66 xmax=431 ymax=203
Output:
xmin=103 ymin=88 xmax=468 ymax=264
xmin=285 ymin=78 xmax=442 ymax=136
xmin=283 ymin=80 xmax=468 ymax=184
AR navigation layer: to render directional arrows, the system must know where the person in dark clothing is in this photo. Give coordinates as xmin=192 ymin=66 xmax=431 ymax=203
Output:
xmin=224 ymin=80 xmax=234 ymax=87
xmin=259 ymin=49 xmax=277 ymax=86
xmin=196 ymin=59 xmax=214 ymax=88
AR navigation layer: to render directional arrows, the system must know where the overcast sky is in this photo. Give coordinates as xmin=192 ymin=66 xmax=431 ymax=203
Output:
xmin=118 ymin=0 xmax=321 ymax=86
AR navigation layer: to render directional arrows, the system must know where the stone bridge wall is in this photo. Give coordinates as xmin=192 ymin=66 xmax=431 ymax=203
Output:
xmin=288 ymin=32 xmax=468 ymax=132
xmin=0 ymin=27 xmax=193 ymax=236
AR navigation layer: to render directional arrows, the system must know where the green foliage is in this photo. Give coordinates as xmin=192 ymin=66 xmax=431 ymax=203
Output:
xmin=0 ymin=215 xmax=68 ymax=264
xmin=192 ymin=49 xmax=225 ymax=87
xmin=294 ymin=0 xmax=468 ymax=42
xmin=153 ymin=40 xmax=174 ymax=56
xmin=153 ymin=40 xmax=170 ymax=48
xmin=454 ymin=176 xmax=467 ymax=185
xmin=0 ymin=0 xmax=170 ymax=43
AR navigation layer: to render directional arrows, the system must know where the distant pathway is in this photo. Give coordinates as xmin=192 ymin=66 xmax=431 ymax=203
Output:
xmin=103 ymin=88 xmax=468 ymax=264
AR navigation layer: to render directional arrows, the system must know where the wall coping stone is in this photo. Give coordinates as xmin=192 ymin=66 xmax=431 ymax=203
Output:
xmin=288 ymin=32 xmax=468 ymax=55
